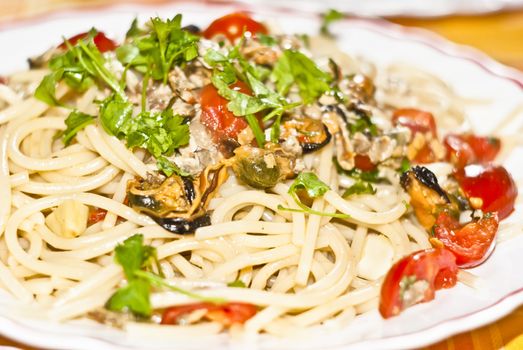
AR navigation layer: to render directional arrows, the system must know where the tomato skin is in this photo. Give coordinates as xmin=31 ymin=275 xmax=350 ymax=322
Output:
xmin=161 ymin=302 xmax=257 ymax=326
xmin=392 ymin=108 xmax=438 ymax=164
xmin=200 ymin=81 xmax=252 ymax=143
xmin=392 ymin=108 xmax=437 ymax=137
xmin=203 ymin=12 xmax=268 ymax=42
xmin=87 ymin=207 xmax=107 ymax=226
xmin=354 ymin=154 xmax=376 ymax=171
xmin=434 ymin=211 xmax=498 ymax=267
xmin=454 ymin=164 xmax=517 ymax=220
xmin=379 ymin=248 xmax=458 ymax=319
xmin=58 ymin=31 xmax=117 ymax=52
xmin=444 ymin=134 xmax=500 ymax=168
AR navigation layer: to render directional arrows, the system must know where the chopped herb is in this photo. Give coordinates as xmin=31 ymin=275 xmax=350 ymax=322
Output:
xmin=258 ymin=33 xmax=277 ymax=46
xmin=126 ymin=18 xmax=145 ymax=39
xmin=227 ymin=280 xmax=246 ymax=288
xmin=399 ymin=157 xmax=411 ymax=173
xmin=272 ymin=50 xmax=332 ymax=103
xmin=156 ymin=156 xmax=190 ymax=177
xmin=62 ymin=110 xmax=96 ymax=146
xmin=99 ymin=94 xmax=189 ymax=158
xmin=35 ymin=30 xmax=124 ymax=105
xmin=343 ymin=180 xmax=376 ymax=197
xmin=349 ymin=114 xmax=378 ymax=136
xmin=279 ymin=172 xmax=351 ymax=219
xmin=320 ymin=9 xmax=344 ymax=36
xmin=106 ymin=234 xmax=223 ymax=317
xmin=118 ymin=15 xmax=199 ymax=84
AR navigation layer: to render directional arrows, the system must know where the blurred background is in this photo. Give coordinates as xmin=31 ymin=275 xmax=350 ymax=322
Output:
xmin=0 ymin=0 xmax=523 ymax=349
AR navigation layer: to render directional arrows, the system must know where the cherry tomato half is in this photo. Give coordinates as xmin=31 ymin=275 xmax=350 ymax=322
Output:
xmin=58 ymin=31 xmax=117 ymax=53
xmin=354 ymin=154 xmax=376 ymax=171
xmin=379 ymin=248 xmax=458 ymax=318
xmin=200 ymin=81 xmax=253 ymax=143
xmin=161 ymin=302 xmax=257 ymax=326
xmin=203 ymin=12 xmax=268 ymax=42
xmin=392 ymin=108 xmax=437 ymax=137
xmin=392 ymin=108 xmax=438 ymax=164
xmin=87 ymin=207 xmax=107 ymax=226
xmin=454 ymin=164 xmax=517 ymax=220
xmin=444 ymin=134 xmax=501 ymax=168
xmin=434 ymin=211 xmax=498 ymax=267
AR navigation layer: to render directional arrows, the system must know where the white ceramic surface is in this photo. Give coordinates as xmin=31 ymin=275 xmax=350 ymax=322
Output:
xmin=0 ymin=3 xmax=522 ymax=349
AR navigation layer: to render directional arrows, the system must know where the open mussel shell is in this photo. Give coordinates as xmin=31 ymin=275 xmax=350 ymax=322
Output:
xmin=281 ymin=118 xmax=332 ymax=154
xmin=127 ymin=163 xmax=228 ymax=234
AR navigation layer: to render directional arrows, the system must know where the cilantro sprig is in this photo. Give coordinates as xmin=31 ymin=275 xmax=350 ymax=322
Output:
xmin=99 ymin=94 xmax=189 ymax=159
xmin=116 ymin=15 xmax=199 ymax=84
xmin=320 ymin=9 xmax=344 ymax=36
xmin=61 ymin=110 xmax=96 ymax=146
xmin=278 ymin=172 xmax=351 ymax=219
xmin=106 ymin=234 xmax=223 ymax=317
xmin=205 ymin=45 xmax=299 ymax=146
xmin=35 ymin=30 xmax=124 ymax=106
xmin=271 ymin=50 xmax=333 ymax=104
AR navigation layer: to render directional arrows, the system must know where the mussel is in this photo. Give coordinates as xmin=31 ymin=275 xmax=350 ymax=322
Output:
xmin=281 ymin=118 xmax=332 ymax=154
xmin=400 ymin=166 xmax=457 ymax=229
xmin=231 ymin=144 xmax=295 ymax=189
xmin=127 ymin=163 xmax=228 ymax=234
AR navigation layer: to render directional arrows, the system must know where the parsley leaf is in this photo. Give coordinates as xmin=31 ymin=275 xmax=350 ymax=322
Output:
xmin=156 ymin=156 xmax=190 ymax=177
xmin=342 ymin=180 xmax=376 ymax=197
xmin=258 ymin=33 xmax=277 ymax=47
xmin=227 ymin=280 xmax=246 ymax=288
xmin=62 ymin=110 xmax=96 ymax=146
xmin=120 ymin=15 xmax=199 ymax=84
xmin=279 ymin=172 xmax=351 ymax=219
xmin=289 ymin=172 xmax=330 ymax=198
xmin=320 ymin=9 xmax=344 ymax=36
xmin=99 ymin=94 xmax=189 ymax=158
xmin=107 ymin=278 xmax=152 ymax=317
xmin=272 ymin=50 xmax=332 ymax=103
xmin=349 ymin=114 xmax=378 ymax=136
xmin=35 ymin=30 xmax=125 ymax=105
xmin=106 ymin=234 xmax=224 ymax=317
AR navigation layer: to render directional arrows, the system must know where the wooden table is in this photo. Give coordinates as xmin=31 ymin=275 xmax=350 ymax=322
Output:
xmin=0 ymin=1 xmax=523 ymax=349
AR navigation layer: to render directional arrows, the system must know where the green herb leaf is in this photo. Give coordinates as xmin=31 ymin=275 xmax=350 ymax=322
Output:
xmin=62 ymin=110 xmax=96 ymax=146
xmin=320 ymin=9 xmax=344 ymax=36
xmin=258 ymin=33 xmax=277 ymax=47
xmin=342 ymin=180 xmax=376 ymax=197
xmin=156 ymin=156 xmax=190 ymax=177
xmin=114 ymin=234 xmax=157 ymax=280
xmin=227 ymin=280 xmax=246 ymax=288
xmin=289 ymin=172 xmax=330 ymax=199
xmin=272 ymin=50 xmax=332 ymax=103
xmin=34 ymin=72 xmax=62 ymax=106
xmin=36 ymin=31 xmax=125 ymax=105
xmin=126 ymin=18 xmax=145 ymax=39
xmin=105 ymin=278 xmax=152 ymax=317
xmin=120 ymin=14 xmax=200 ymax=84
xmin=99 ymin=94 xmax=189 ymax=157
xmin=398 ymin=157 xmax=411 ymax=173
xmin=349 ymin=114 xmax=378 ymax=136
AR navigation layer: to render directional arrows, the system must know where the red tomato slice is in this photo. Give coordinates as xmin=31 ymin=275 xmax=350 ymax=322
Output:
xmin=200 ymin=81 xmax=252 ymax=143
xmin=161 ymin=302 xmax=257 ymax=326
xmin=392 ymin=108 xmax=438 ymax=164
xmin=392 ymin=108 xmax=437 ymax=137
xmin=434 ymin=211 xmax=498 ymax=267
xmin=203 ymin=12 xmax=268 ymax=42
xmin=354 ymin=154 xmax=376 ymax=171
xmin=379 ymin=248 xmax=458 ymax=318
xmin=87 ymin=207 xmax=107 ymax=226
xmin=454 ymin=164 xmax=517 ymax=220
xmin=444 ymin=134 xmax=500 ymax=168
xmin=58 ymin=31 xmax=117 ymax=53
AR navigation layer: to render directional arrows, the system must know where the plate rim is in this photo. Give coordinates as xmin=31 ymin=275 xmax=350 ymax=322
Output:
xmin=0 ymin=2 xmax=522 ymax=349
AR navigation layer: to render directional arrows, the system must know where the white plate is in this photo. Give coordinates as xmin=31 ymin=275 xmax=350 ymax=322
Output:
xmin=1 ymin=2 xmax=523 ymax=350
xmin=2 ymin=0 xmax=522 ymax=20
xmin=217 ymin=0 xmax=523 ymax=17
